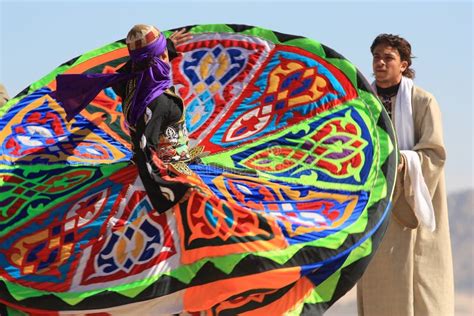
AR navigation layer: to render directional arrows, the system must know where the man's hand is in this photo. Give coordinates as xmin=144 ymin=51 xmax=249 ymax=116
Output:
xmin=398 ymin=152 xmax=405 ymax=172
xmin=169 ymin=28 xmax=192 ymax=46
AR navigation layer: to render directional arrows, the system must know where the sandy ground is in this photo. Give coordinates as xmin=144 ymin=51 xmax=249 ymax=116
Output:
xmin=325 ymin=288 xmax=474 ymax=315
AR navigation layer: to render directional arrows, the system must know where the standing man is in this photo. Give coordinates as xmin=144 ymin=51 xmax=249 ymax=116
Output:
xmin=357 ymin=34 xmax=454 ymax=315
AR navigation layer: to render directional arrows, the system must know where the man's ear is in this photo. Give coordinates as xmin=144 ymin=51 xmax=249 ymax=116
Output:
xmin=401 ymin=60 xmax=408 ymax=72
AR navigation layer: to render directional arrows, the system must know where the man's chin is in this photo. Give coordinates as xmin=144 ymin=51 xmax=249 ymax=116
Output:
xmin=374 ymin=75 xmax=386 ymax=82
xmin=375 ymin=77 xmax=390 ymax=85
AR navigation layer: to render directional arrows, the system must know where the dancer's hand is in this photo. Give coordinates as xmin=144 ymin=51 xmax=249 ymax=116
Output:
xmin=169 ymin=28 xmax=192 ymax=46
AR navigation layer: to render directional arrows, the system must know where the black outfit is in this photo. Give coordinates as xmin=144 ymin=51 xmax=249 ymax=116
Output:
xmin=376 ymin=82 xmax=400 ymax=118
xmin=142 ymin=92 xmax=183 ymax=149
xmin=113 ymin=40 xmax=190 ymax=213
xmin=130 ymin=96 xmax=189 ymax=213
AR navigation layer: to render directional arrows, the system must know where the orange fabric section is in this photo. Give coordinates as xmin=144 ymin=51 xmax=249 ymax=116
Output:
xmin=183 ymin=266 xmax=301 ymax=311
xmin=176 ymin=191 xmax=287 ymax=265
xmin=239 ymin=277 xmax=314 ymax=315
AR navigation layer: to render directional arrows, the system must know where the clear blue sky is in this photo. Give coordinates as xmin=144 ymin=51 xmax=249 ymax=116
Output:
xmin=1 ymin=0 xmax=472 ymax=193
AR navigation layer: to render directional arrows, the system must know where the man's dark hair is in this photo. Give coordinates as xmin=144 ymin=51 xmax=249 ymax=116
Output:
xmin=371 ymin=34 xmax=415 ymax=79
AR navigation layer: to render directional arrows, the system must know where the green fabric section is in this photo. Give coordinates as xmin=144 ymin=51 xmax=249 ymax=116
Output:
xmin=359 ymin=89 xmax=383 ymax=114
xmin=326 ymin=58 xmax=358 ymax=88
xmin=208 ymin=253 xmax=249 ymax=274
xmin=376 ymin=125 xmax=396 ymax=200
xmin=241 ymin=27 xmax=280 ymax=44
xmin=2 ymin=277 xmax=107 ymax=304
xmin=188 ymin=24 xmax=235 ymax=35
xmin=3 ymin=277 xmax=107 ymax=305
xmin=201 ymin=154 xmax=237 ymax=170
xmin=0 ymin=99 xmax=15 ymax=117
xmin=284 ymin=38 xmax=325 ymax=58
xmin=53 ymin=292 xmax=102 ymax=306
xmin=357 ymin=89 xmax=396 ymax=210
xmin=3 ymin=280 xmax=48 ymax=301
xmin=166 ymin=260 xmax=207 ymax=284
xmin=5 ymin=306 xmax=27 ymax=316
xmin=115 ymin=283 xmax=153 ymax=300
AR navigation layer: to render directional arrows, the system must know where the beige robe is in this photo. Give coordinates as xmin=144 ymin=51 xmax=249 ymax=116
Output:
xmin=357 ymin=86 xmax=454 ymax=315
xmin=0 ymin=83 xmax=9 ymax=107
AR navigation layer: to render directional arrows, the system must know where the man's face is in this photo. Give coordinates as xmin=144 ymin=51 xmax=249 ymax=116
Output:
xmin=372 ymin=44 xmax=408 ymax=88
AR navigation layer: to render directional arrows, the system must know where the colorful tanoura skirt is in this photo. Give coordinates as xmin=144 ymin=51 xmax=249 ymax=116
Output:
xmin=0 ymin=24 xmax=397 ymax=315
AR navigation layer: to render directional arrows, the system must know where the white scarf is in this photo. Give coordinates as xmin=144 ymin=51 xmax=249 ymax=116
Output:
xmin=373 ymin=76 xmax=435 ymax=231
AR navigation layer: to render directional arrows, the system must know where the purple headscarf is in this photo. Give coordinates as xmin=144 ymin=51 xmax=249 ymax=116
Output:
xmin=54 ymin=34 xmax=171 ymax=126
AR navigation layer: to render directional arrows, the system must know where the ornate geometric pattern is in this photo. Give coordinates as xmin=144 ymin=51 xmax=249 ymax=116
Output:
xmin=75 ymin=189 xmax=178 ymax=290
xmin=0 ymin=24 xmax=396 ymax=315
xmin=0 ymin=165 xmax=114 ymax=235
xmin=0 ymin=90 xmax=131 ymax=165
xmin=0 ymin=166 xmax=136 ymax=291
xmin=194 ymin=167 xmax=368 ymax=245
xmin=173 ymin=34 xmax=273 ymax=143
xmin=175 ymin=190 xmax=287 ymax=264
xmin=200 ymin=46 xmax=357 ymax=153
xmin=230 ymin=107 xmax=372 ymax=185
